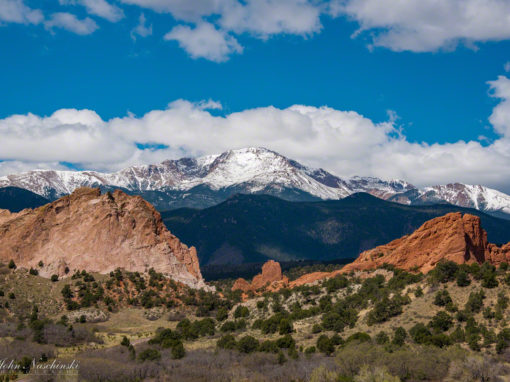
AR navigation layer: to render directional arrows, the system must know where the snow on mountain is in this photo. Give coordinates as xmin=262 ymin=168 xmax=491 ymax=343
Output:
xmin=418 ymin=184 xmax=510 ymax=215
xmin=0 ymin=147 xmax=400 ymax=200
xmin=1 ymin=147 xmax=510 ymax=217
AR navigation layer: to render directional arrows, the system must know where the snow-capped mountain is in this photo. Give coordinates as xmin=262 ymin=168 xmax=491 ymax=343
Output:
xmin=388 ymin=183 xmax=510 ymax=218
xmin=0 ymin=148 xmax=413 ymax=207
xmin=1 ymin=147 xmax=510 ymax=218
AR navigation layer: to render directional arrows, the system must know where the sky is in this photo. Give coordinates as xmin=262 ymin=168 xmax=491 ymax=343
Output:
xmin=2 ymin=0 xmax=510 ymax=192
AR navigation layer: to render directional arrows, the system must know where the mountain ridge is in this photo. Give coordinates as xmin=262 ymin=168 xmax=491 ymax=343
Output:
xmin=161 ymin=192 xmax=510 ymax=266
xmin=1 ymin=147 xmax=509 ymax=217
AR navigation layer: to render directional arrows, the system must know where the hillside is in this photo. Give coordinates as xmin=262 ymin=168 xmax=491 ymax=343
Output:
xmin=1 ymin=257 xmax=510 ymax=381
xmin=0 ymin=186 xmax=49 ymax=212
xmin=162 ymin=193 xmax=510 ymax=266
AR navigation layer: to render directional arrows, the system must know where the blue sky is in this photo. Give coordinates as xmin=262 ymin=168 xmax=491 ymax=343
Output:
xmin=2 ymin=0 xmax=510 ymax=191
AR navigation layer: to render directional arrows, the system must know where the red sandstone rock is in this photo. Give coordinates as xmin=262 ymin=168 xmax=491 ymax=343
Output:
xmin=232 ymin=278 xmax=253 ymax=293
xmin=0 ymin=188 xmax=207 ymax=289
xmin=341 ymin=212 xmax=510 ymax=274
xmin=232 ymin=260 xmax=289 ymax=292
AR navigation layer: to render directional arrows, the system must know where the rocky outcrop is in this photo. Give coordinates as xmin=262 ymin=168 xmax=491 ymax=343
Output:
xmin=232 ymin=260 xmax=289 ymax=292
xmin=234 ymin=213 xmax=510 ymax=294
xmin=341 ymin=212 xmax=510 ymax=274
xmin=0 ymin=188 xmax=207 ymax=289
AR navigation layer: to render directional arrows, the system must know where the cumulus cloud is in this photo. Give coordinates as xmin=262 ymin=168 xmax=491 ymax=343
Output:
xmin=120 ymin=0 xmax=220 ymax=22
xmin=0 ymin=0 xmax=43 ymax=24
xmin=333 ymin=0 xmax=510 ymax=52
xmin=6 ymin=0 xmax=510 ymax=59
xmin=218 ymin=0 xmax=322 ymax=37
xmin=59 ymin=0 xmax=124 ymax=22
xmin=3 ymin=77 xmax=510 ymax=192
xmin=45 ymin=12 xmax=98 ymax=35
xmin=164 ymin=22 xmax=243 ymax=62
xmin=131 ymin=13 xmax=152 ymax=40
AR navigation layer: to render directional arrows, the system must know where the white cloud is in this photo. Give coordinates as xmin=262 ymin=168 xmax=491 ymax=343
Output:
xmin=6 ymin=0 xmax=510 ymax=60
xmin=120 ymin=0 xmax=323 ymax=60
xmin=164 ymin=22 xmax=243 ymax=62
xmin=3 ymin=77 xmax=510 ymax=192
xmin=505 ymin=62 xmax=510 ymax=73
xmin=218 ymin=0 xmax=322 ymax=37
xmin=0 ymin=0 xmax=43 ymax=24
xmin=0 ymin=161 xmax=68 ymax=177
xmin=45 ymin=12 xmax=98 ymax=35
xmin=120 ymin=0 xmax=220 ymax=22
xmin=73 ymin=0 xmax=124 ymax=22
xmin=131 ymin=13 xmax=152 ymax=40
xmin=334 ymin=0 xmax=510 ymax=52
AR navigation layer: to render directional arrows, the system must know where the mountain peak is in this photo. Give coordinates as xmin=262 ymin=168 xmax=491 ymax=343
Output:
xmin=0 ymin=147 xmax=509 ymax=217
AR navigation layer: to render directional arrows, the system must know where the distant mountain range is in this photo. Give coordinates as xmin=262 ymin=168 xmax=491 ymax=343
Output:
xmin=1 ymin=147 xmax=510 ymax=218
xmin=161 ymin=193 xmax=510 ymax=266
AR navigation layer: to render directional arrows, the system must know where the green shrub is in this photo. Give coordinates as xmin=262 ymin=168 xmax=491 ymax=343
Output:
xmin=346 ymin=332 xmax=371 ymax=343
xmin=367 ymin=295 xmax=407 ymax=325
xmin=50 ymin=274 xmax=59 ymax=282
xmin=8 ymin=260 xmax=16 ymax=269
xmin=429 ymin=334 xmax=452 ymax=348
xmin=304 ymin=346 xmax=316 ymax=355
xmin=217 ymin=334 xmax=237 ymax=350
xmin=392 ymin=327 xmax=407 ymax=346
xmin=456 ymin=270 xmax=471 ymax=287
xmin=121 ymin=336 xmax=130 ymax=347
xmin=237 ymin=335 xmax=259 ymax=353
xmin=450 ymin=326 xmax=465 ymax=343
xmin=259 ymin=340 xmax=279 ymax=353
xmin=375 ymin=331 xmax=389 ymax=345
xmin=433 ymin=290 xmax=452 ymax=306
xmin=410 ymin=323 xmax=432 ymax=344
xmin=278 ymin=318 xmax=293 ymax=334
xmin=216 ymin=307 xmax=228 ymax=321
xmin=429 ymin=311 xmax=453 ymax=332
xmin=276 ymin=334 xmax=295 ymax=349
xmin=138 ymin=348 xmax=161 ymax=361
xmin=467 ymin=333 xmax=481 ymax=351
xmin=430 ymin=261 xmax=458 ymax=283
xmin=234 ymin=305 xmax=250 ymax=319
xmin=317 ymin=335 xmax=335 ymax=355
xmin=171 ymin=342 xmax=185 ymax=359
xmin=465 ymin=290 xmax=485 ymax=313
xmin=324 ymin=275 xmax=349 ymax=293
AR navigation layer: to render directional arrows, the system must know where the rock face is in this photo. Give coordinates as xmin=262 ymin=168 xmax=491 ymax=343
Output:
xmin=232 ymin=260 xmax=289 ymax=292
xmin=0 ymin=188 xmax=207 ymax=289
xmin=342 ymin=212 xmax=510 ymax=274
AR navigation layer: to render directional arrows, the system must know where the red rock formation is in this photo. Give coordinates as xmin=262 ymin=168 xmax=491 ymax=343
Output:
xmin=234 ymin=213 xmax=510 ymax=293
xmin=0 ymin=188 xmax=207 ymax=289
xmin=232 ymin=260 xmax=289 ymax=292
xmin=289 ymin=270 xmax=344 ymax=287
xmin=341 ymin=212 xmax=510 ymax=274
